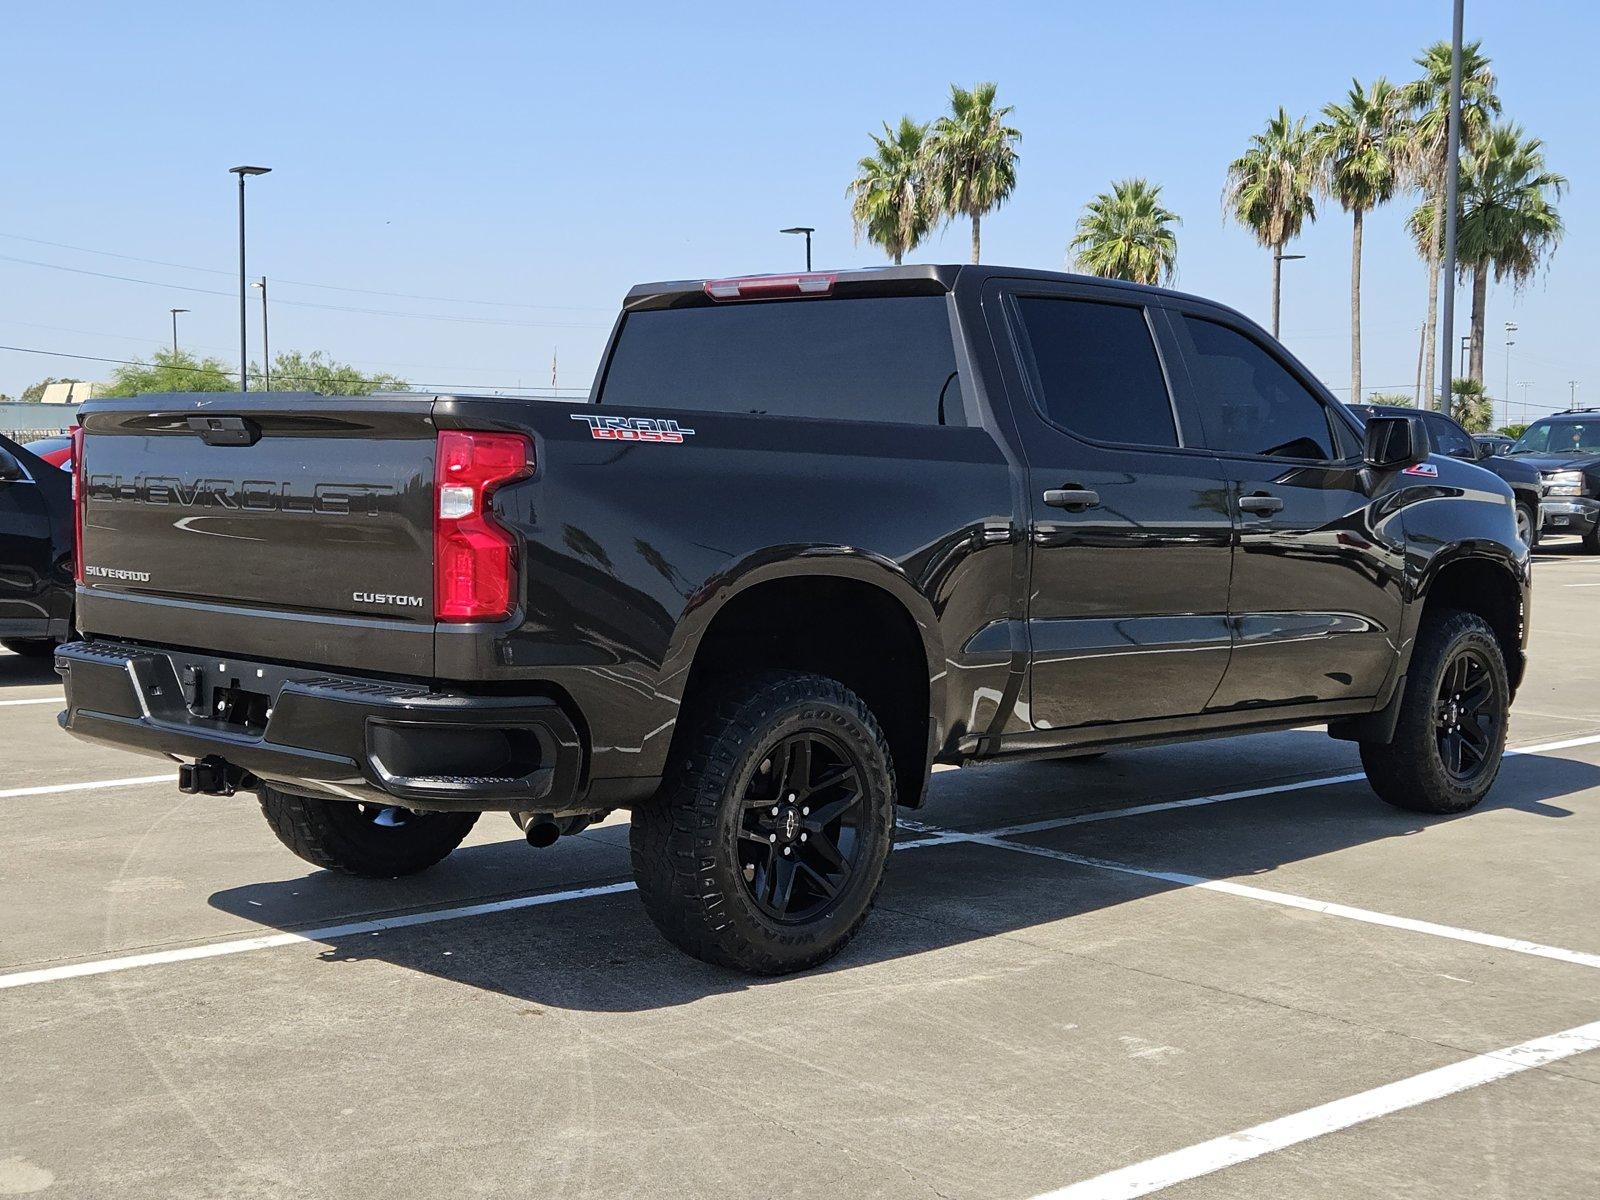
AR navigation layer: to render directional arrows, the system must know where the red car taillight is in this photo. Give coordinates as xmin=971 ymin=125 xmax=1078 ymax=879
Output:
xmin=434 ymin=430 xmax=533 ymax=622
xmin=70 ymin=425 xmax=85 ymax=584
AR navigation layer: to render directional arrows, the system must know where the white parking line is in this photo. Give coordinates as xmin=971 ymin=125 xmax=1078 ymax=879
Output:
xmin=0 ymin=774 xmax=173 ymax=800
xmin=981 ymin=730 xmax=1600 ymax=840
xmin=970 ymin=836 xmax=1600 ymax=971
xmin=0 ymin=696 xmax=63 ymax=706
xmin=4 ymin=730 xmax=1599 ymax=990
xmin=0 ymin=881 xmax=639 ymax=991
xmin=1033 ymin=1017 xmax=1600 ymax=1200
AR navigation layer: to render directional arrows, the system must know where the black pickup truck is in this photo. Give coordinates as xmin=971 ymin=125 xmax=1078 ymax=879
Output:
xmin=57 ymin=265 xmax=1530 ymax=974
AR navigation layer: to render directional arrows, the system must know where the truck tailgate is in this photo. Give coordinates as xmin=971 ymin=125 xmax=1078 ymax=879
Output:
xmin=77 ymin=393 xmax=439 ymax=677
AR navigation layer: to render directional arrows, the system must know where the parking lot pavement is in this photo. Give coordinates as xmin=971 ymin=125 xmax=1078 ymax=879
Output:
xmin=3 ymin=546 xmax=1599 ymax=1199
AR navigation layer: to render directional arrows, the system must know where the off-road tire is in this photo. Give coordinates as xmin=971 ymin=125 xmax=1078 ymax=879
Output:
xmin=630 ymin=671 xmax=897 ymax=975
xmin=1360 ymin=609 xmax=1509 ymax=814
xmin=258 ymin=785 xmax=479 ymax=878
xmin=1 ymin=638 xmax=56 ymax=657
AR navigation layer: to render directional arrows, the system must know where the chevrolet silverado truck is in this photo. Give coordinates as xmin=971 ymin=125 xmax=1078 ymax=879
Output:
xmin=1499 ymin=409 xmax=1600 ymax=548
xmin=56 ymin=265 xmax=1530 ymax=975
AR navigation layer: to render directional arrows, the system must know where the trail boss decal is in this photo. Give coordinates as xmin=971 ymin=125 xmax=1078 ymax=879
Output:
xmin=571 ymin=414 xmax=696 ymax=444
xmin=1402 ymin=462 xmax=1440 ymax=477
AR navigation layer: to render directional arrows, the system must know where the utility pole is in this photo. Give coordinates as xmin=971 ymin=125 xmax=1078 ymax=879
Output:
xmin=1516 ymin=380 xmax=1531 ymax=426
xmin=251 ymin=276 xmax=270 ymax=389
xmin=1571 ymin=380 xmax=1581 ymax=410
xmin=168 ymin=308 xmax=189 ymax=356
xmin=1437 ymin=0 xmax=1465 ymax=417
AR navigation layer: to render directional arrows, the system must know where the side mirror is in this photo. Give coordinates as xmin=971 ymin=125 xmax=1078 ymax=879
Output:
xmin=1475 ymin=440 xmax=1495 ymax=460
xmin=0 ymin=447 xmax=24 ymax=482
xmin=1363 ymin=414 xmax=1429 ymax=470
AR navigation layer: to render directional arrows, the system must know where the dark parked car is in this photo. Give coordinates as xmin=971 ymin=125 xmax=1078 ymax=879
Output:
xmin=1500 ymin=409 xmax=1600 ymax=549
xmin=57 ymin=266 xmax=1529 ymax=974
xmin=1475 ymin=433 xmax=1516 ymax=457
xmin=1348 ymin=403 xmax=1542 ymax=546
xmin=0 ymin=432 xmax=75 ymax=656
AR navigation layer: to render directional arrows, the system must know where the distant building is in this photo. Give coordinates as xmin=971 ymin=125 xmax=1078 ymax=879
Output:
xmin=39 ymin=381 xmax=104 ymax=404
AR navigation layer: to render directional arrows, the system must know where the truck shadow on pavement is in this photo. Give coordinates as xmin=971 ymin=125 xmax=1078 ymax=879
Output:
xmin=208 ymin=734 xmax=1597 ymax=1013
xmin=0 ymin=651 xmax=60 ymax=687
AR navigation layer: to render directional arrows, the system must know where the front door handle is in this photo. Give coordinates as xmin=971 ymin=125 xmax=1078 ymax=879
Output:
xmin=1043 ymin=488 xmax=1100 ymax=511
xmin=1238 ymin=492 xmax=1284 ymax=516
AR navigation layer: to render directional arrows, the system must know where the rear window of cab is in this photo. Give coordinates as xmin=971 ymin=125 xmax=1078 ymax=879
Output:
xmin=598 ymin=295 xmax=965 ymax=426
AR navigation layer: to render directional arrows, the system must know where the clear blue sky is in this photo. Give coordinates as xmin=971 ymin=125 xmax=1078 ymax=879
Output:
xmin=2 ymin=1 xmax=1592 ymax=423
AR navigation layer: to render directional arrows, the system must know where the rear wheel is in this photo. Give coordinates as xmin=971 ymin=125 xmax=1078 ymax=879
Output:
xmin=258 ymin=785 xmax=479 ymax=877
xmin=630 ymin=671 xmax=896 ymax=975
xmin=1359 ymin=609 xmax=1509 ymax=814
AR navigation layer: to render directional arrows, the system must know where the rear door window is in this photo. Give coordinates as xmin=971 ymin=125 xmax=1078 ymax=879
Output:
xmin=1423 ymin=413 xmax=1475 ymax=458
xmin=1011 ymin=297 xmax=1178 ymax=447
xmin=1178 ymin=316 xmax=1337 ymax=461
xmin=597 ymin=296 xmax=964 ymax=426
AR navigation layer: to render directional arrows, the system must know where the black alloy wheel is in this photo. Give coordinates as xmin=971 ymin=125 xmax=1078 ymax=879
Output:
xmin=1433 ymin=647 xmax=1502 ymax=785
xmin=737 ymin=732 xmax=866 ymax=923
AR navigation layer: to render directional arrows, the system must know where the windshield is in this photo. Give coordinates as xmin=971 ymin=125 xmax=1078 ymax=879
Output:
xmin=1509 ymin=419 xmax=1600 ymax=455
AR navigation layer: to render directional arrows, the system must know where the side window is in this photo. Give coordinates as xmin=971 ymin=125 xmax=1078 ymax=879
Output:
xmin=1424 ymin=413 xmax=1474 ymax=458
xmin=1013 ymin=297 xmax=1178 ymax=448
xmin=1179 ymin=316 xmax=1335 ymax=460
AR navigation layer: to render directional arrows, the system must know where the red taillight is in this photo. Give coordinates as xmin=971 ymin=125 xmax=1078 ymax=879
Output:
xmin=434 ymin=430 xmax=533 ymax=622
xmin=703 ymin=272 xmax=836 ymax=301
xmin=70 ymin=425 xmax=85 ymax=584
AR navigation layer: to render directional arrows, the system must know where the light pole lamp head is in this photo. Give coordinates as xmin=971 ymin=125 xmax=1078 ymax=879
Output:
xmin=780 ymin=226 xmax=815 ymax=236
xmin=230 ymin=165 xmax=271 ymax=177
xmin=170 ymin=307 xmax=189 ymax=316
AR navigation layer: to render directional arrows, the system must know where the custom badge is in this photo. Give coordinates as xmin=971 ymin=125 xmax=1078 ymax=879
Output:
xmin=571 ymin=414 xmax=696 ymax=444
xmin=1401 ymin=462 xmax=1440 ymax=477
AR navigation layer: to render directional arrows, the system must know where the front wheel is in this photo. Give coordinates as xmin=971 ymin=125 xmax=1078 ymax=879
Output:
xmin=630 ymin=672 xmax=897 ymax=975
xmin=258 ymin=785 xmax=479 ymax=877
xmin=1359 ymin=609 xmax=1509 ymax=814
xmin=1514 ymin=501 xmax=1537 ymax=549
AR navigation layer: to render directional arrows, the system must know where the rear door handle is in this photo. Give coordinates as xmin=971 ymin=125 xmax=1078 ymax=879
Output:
xmin=1043 ymin=488 xmax=1100 ymax=511
xmin=1238 ymin=493 xmax=1284 ymax=515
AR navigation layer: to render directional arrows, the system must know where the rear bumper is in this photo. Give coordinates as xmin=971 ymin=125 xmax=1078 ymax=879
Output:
xmin=54 ymin=640 xmax=583 ymax=813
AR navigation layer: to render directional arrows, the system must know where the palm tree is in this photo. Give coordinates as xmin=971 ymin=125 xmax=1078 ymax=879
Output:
xmin=847 ymin=117 xmax=934 ymax=265
xmin=1408 ymin=126 xmax=1564 ymax=388
xmin=1068 ymin=178 xmax=1181 ymax=285
xmin=1451 ymin=377 xmax=1494 ymax=433
xmin=925 ymin=82 xmax=1020 ymax=263
xmin=1313 ymin=78 xmax=1404 ymax=405
xmin=1399 ymin=40 xmax=1500 ymax=407
xmin=1223 ymin=107 xmax=1318 ymax=337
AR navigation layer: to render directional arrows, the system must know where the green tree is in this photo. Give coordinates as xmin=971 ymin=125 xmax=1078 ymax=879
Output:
xmin=1451 ymin=377 xmax=1493 ymax=432
xmin=925 ymin=82 xmax=1020 ymax=264
xmin=1399 ymin=39 xmax=1500 ymax=406
xmin=18 ymin=376 xmax=81 ymax=404
xmin=101 ymin=350 xmax=233 ymax=397
xmin=1368 ymin=392 xmax=1415 ymax=406
xmin=1455 ymin=125 xmax=1564 ymax=384
xmin=847 ymin=117 xmax=934 ymax=265
xmin=1068 ymin=178 xmax=1181 ymax=286
xmin=250 ymin=350 xmax=407 ymax=395
xmin=1499 ymin=422 xmax=1528 ymax=439
xmin=1223 ymin=107 xmax=1318 ymax=337
xmin=1313 ymin=78 xmax=1405 ymax=405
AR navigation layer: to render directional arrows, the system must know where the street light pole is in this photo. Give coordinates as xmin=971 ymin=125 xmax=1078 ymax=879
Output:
xmin=780 ymin=226 xmax=815 ymax=271
xmin=228 ymin=165 xmax=271 ymax=392
xmin=1437 ymin=0 xmax=1465 ymax=417
xmin=168 ymin=308 xmax=189 ymax=357
xmin=1571 ymin=380 xmax=1581 ymax=410
xmin=1503 ymin=321 xmax=1517 ymax=428
xmin=1270 ymin=252 xmax=1306 ymax=339
xmin=1516 ymin=380 xmax=1531 ymax=426
xmin=252 ymin=276 xmax=270 ymax=390
xmin=1458 ymin=334 xmax=1470 ymax=381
